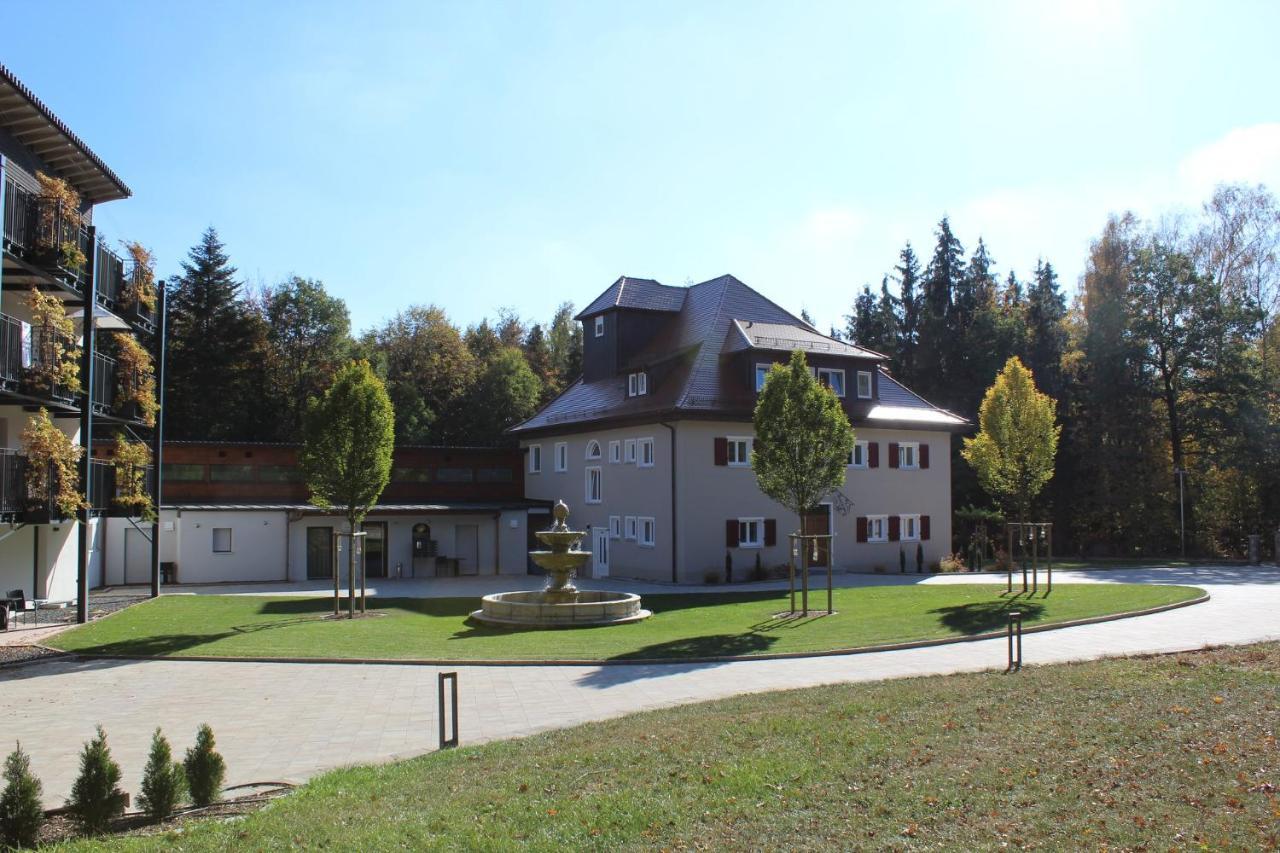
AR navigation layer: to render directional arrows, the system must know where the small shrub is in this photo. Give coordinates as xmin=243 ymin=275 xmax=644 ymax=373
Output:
xmin=67 ymin=726 xmax=127 ymax=835
xmin=938 ymin=552 xmax=967 ymax=573
xmin=138 ymin=729 xmax=186 ymax=821
xmin=898 ymin=548 xmax=906 ymax=573
xmin=184 ymin=725 xmax=226 ymax=808
xmin=703 ymin=569 xmax=721 ymax=585
xmin=1 ymin=742 xmax=44 ymax=849
xmin=915 ymin=543 xmax=924 ymax=574
xmin=994 ymin=548 xmax=1013 ymax=572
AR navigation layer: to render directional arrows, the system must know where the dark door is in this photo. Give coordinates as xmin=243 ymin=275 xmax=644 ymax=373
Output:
xmin=802 ymin=508 xmax=831 ymax=568
xmin=306 ymin=527 xmax=334 ymax=579
xmin=363 ymin=522 xmax=387 ymax=578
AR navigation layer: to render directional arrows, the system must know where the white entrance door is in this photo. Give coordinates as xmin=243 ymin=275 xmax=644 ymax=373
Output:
xmin=593 ymin=527 xmax=609 ymax=578
xmin=124 ymin=528 xmax=150 ymax=585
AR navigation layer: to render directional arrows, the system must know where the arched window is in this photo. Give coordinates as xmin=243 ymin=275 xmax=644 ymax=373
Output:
xmin=585 ymin=440 xmax=602 ymax=460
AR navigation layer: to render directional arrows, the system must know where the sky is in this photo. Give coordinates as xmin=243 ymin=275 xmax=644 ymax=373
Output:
xmin=5 ymin=1 xmax=1280 ymax=335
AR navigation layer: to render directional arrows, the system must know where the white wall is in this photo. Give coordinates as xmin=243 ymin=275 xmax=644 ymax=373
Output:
xmin=173 ymin=510 xmax=289 ymax=584
xmin=286 ymin=513 xmax=508 ymax=580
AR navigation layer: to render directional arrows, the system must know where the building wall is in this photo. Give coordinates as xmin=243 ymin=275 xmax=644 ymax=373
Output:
xmin=170 ymin=510 xmax=289 ymax=584
xmin=522 ymin=424 xmax=674 ymax=582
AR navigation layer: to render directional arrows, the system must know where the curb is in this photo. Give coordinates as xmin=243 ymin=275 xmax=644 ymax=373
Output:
xmin=43 ymin=591 xmax=1210 ymax=668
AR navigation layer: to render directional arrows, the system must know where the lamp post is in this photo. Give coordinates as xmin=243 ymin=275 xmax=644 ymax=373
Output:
xmin=1174 ymin=468 xmax=1188 ymax=559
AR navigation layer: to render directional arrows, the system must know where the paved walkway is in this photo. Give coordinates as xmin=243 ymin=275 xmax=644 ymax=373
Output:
xmin=3 ymin=565 xmax=1277 ymax=806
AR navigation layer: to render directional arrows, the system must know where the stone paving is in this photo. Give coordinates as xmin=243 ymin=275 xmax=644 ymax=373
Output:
xmin=2 ymin=565 xmax=1277 ymax=806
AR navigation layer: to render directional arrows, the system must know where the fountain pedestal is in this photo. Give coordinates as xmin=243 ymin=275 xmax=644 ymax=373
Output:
xmin=469 ymin=501 xmax=652 ymax=628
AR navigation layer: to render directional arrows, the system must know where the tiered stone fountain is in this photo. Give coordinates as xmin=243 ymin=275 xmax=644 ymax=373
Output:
xmin=470 ymin=500 xmax=652 ymax=628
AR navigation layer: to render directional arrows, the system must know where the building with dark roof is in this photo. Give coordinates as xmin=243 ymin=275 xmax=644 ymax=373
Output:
xmin=512 ymin=274 xmax=966 ymax=583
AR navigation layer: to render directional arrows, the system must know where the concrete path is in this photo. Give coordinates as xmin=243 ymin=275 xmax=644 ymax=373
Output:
xmin=3 ymin=565 xmax=1277 ymax=807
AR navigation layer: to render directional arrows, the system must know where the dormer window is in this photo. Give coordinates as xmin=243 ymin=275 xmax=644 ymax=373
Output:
xmin=857 ymin=370 xmax=873 ymax=399
xmin=628 ymin=371 xmax=648 ymax=397
xmin=594 ymin=316 xmax=604 ymax=337
xmin=816 ymin=367 xmax=845 ymax=398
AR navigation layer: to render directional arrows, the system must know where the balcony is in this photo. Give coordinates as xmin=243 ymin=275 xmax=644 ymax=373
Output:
xmin=90 ymin=352 xmax=116 ymax=414
xmin=0 ymin=450 xmax=66 ymax=522
xmin=0 ymin=313 xmax=22 ymax=389
xmin=94 ymin=240 xmax=124 ymax=310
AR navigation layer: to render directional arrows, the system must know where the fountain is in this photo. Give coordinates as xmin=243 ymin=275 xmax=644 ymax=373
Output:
xmin=470 ymin=500 xmax=652 ymax=627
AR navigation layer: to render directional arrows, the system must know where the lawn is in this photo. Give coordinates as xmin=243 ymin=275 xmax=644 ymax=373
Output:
xmin=48 ymin=583 xmax=1202 ymax=662
xmin=58 ymin=642 xmax=1280 ymax=850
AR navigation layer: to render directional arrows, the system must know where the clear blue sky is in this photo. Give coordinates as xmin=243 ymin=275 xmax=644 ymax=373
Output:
xmin=6 ymin=1 xmax=1279 ymax=334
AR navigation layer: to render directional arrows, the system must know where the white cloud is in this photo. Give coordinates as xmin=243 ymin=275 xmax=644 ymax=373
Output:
xmin=790 ymin=206 xmax=867 ymax=249
xmin=1177 ymin=123 xmax=1280 ymax=197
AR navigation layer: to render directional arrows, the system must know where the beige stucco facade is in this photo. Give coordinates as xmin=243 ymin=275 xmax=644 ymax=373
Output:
xmin=522 ymin=419 xmax=953 ymax=584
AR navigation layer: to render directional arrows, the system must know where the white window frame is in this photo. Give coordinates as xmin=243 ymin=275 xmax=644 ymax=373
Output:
xmin=901 ymin=514 xmax=921 ymax=542
xmin=638 ymin=437 xmax=655 ymax=468
xmin=554 ymin=441 xmax=568 ymax=472
xmin=867 ymin=515 xmax=889 ymax=543
xmin=816 ymin=367 xmax=846 ymax=397
xmin=528 ymin=444 xmax=542 ymax=474
xmin=594 ymin=315 xmax=604 ymax=337
xmin=848 ymin=440 xmax=869 ymax=469
xmin=737 ymin=517 xmax=763 ymax=548
xmin=624 ymin=516 xmax=637 ymax=540
xmin=624 ymin=438 xmax=637 ymax=464
xmin=754 ymin=363 xmax=773 ymax=392
xmin=609 ymin=440 xmax=621 ymax=464
xmin=609 ymin=515 xmax=622 ymax=539
xmin=727 ymin=436 xmax=751 ymax=467
xmin=585 ymin=440 xmax=602 ymax=460
xmin=628 ymin=372 xmax=648 ymax=397
xmin=899 ymin=442 xmax=919 ymax=470
xmin=639 ymin=517 xmax=656 ymax=547
xmin=212 ymin=527 xmax=233 ymax=554
xmin=857 ymin=370 xmax=873 ymax=400
xmin=585 ymin=466 xmax=602 ymax=503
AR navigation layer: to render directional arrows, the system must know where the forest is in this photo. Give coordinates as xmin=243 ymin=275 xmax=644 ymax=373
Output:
xmin=161 ymin=183 xmax=1279 ymax=559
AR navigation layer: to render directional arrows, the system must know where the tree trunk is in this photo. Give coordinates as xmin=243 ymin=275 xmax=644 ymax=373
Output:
xmin=333 ymin=529 xmax=340 ymax=617
xmin=348 ymin=516 xmax=357 ymax=619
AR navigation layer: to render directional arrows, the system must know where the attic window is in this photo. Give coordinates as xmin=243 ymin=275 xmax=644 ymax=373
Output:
xmin=594 ymin=316 xmax=604 ymax=337
xmin=628 ymin=371 xmax=648 ymax=397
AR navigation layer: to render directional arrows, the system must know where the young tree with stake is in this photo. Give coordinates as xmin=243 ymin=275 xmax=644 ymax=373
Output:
xmin=300 ymin=360 xmax=395 ymax=618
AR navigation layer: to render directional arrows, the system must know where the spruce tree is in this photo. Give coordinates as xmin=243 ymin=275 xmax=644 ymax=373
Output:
xmin=918 ymin=217 xmax=966 ymax=403
xmin=1025 ymin=260 xmax=1068 ymax=400
xmin=165 ymin=227 xmax=269 ymax=439
xmin=183 ymin=725 xmax=226 ymax=808
xmin=1 ymin=742 xmax=44 ymax=849
xmin=67 ymin=726 xmax=127 ymax=835
xmin=138 ymin=729 xmax=186 ymax=821
xmin=894 ymin=242 xmax=922 ymax=384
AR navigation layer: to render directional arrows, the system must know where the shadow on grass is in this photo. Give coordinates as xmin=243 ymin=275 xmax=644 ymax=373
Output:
xmin=929 ymin=599 xmax=1046 ymax=635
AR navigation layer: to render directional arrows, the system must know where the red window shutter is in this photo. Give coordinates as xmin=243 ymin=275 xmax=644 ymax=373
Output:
xmin=714 ymin=437 xmax=728 ymax=466
xmin=921 ymin=515 xmax=931 ymax=541
xmin=726 ymin=519 xmax=738 ymax=548
xmin=868 ymin=442 xmax=879 ymax=469
xmin=888 ymin=442 xmax=900 ymax=469
xmin=920 ymin=444 xmax=930 ymax=469
xmin=764 ymin=519 xmax=777 ymax=547
xmin=889 ymin=515 xmax=901 ymax=541
xmin=856 ymin=516 xmax=868 ymax=543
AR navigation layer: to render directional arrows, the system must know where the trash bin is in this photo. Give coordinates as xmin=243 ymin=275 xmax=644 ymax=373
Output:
xmin=160 ymin=562 xmax=177 ymax=584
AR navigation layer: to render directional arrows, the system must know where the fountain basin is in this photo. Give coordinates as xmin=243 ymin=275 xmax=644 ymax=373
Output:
xmin=470 ymin=590 xmax=652 ymax=628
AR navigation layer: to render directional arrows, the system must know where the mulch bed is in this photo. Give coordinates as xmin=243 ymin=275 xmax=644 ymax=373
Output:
xmin=0 ymin=644 xmax=63 ymax=666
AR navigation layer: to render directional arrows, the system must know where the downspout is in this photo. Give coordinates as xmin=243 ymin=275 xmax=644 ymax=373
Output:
xmin=661 ymin=422 xmax=677 ymax=583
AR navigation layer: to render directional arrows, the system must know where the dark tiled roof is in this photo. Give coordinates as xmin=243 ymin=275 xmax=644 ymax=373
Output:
xmin=576 ymin=276 xmax=687 ymax=319
xmin=0 ymin=63 xmax=131 ymax=203
xmin=515 ymin=274 xmax=962 ymax=433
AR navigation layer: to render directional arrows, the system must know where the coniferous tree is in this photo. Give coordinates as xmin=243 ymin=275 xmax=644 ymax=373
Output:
xmin=138 ymin=728 xmax=186 ymax=821
xmin=183 ymin=725 xmax=226 ymax=808
xmin=1024 ymin=260 xmax=1068 ymax=401
xmin=918 ymin=218 xmax=966 ymax=403
xmin=1 ymin=742 xmax=43 ymax=849
xmin=165 ymin=228 xmax=269 ymax=439
xmin=547 ymin=301 xmax=582 ymax=388
xmin=522 ymin=323 xmax=556 ymax=402
xmin=894 ymin=243 xmax=922 ymax=383
xmin=67 ymin=726 xmax=126 ymax=835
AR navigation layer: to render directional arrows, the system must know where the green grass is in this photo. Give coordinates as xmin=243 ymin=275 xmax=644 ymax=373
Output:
xmin=56 ymin=642 xmax=1280 ymax=850
xmin=49 ymin=583 xmax=1202 ymax=662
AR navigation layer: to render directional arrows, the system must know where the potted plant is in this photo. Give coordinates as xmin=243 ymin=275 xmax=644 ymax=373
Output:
xmin=20 ymin=407 xmax=86 ymax=521
xmin=111 ymin=435 xmax=154 ymax=520
xmin=114 ymin=334 xmax=158 ymax=426
xmin=23 ymin=288 xmax=81 ymax=400
xmin=120 ymin=241 xmax=158 ymax=319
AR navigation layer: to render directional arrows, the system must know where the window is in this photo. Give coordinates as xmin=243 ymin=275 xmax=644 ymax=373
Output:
xmin=624 ymin=516 xmax=637 ymax=540
xmin=555 ymin=442 xmax=568 ymax=472
xmin=594 ymin=316 xmax=604 ymax=337
xmin=727 ymin=436 xmax=751 ymax=467
xmin=628 ymin=372 xmax=648 ymax=397
xmin=901 ymin=514 xmax=921 ymax=542
xmin=755 ymin=363 xmax=773 ymax=392
xmin=476 ymin=467 xmax=514 ymax=483
xmin=609 ymin=516 xmax=622 ymax=539
xmin=624 ymin=438 xmax=637 ymax=464
xmin=161 ymin=463 xmax=204 ymax=481
xmin=528 ymin=444 xmax=542 ymax=474
xmin=638 ymin=437 xmax=655 ymax=468
xmin=212 ymin=527 xmax=233 ymax=553
xmin=436 ymin=467 xmax=474 ymax=482
xmin=391 ymin=466 xmax=431 ymax=483
xmin=258 ymin=465 xmax=304 ymax=482
xmin=848 ymin=440 xmax=869 ymax=469
xmin=609 ymin=440 xmax=621 ymax=463
xmin=639 ymin=517 xmax=656 ymax=547
xmin=898 ymin=442 xmax=919 ymax=470
xmin=816 ymin=367 xmax=846 ymax=397
xmin=209 ymin=464 xmax=254 ymax=482
xmin=857 ymin=370 xmax=873 ymax=399
xmin=585 ymin=466 xmax=602 ymax=503
xmin=585 ymin=440 xmax=602 ymax=460
xmin=737 ymin=518 xmax=763 ymax=548
xmin=867 ymin=515 xmax=888 ymax=543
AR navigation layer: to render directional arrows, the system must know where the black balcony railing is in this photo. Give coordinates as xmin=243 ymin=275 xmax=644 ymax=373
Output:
xmin=94 ymin=240 xmax=125 ymax=309
xmin=89 ymin=459 xmax=115 ymax=513
xmin=2 ymin=176 xmax=37 ymax=252
xmin=0 ymin=450 xmax=25 ymax=516
xmin=33 ymin=197 xmax=91 ymax=291
xmin=0 ymin=313 xmax=23 ymax=386
xmin=91 ymin=352 xmax=116 ymax=413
